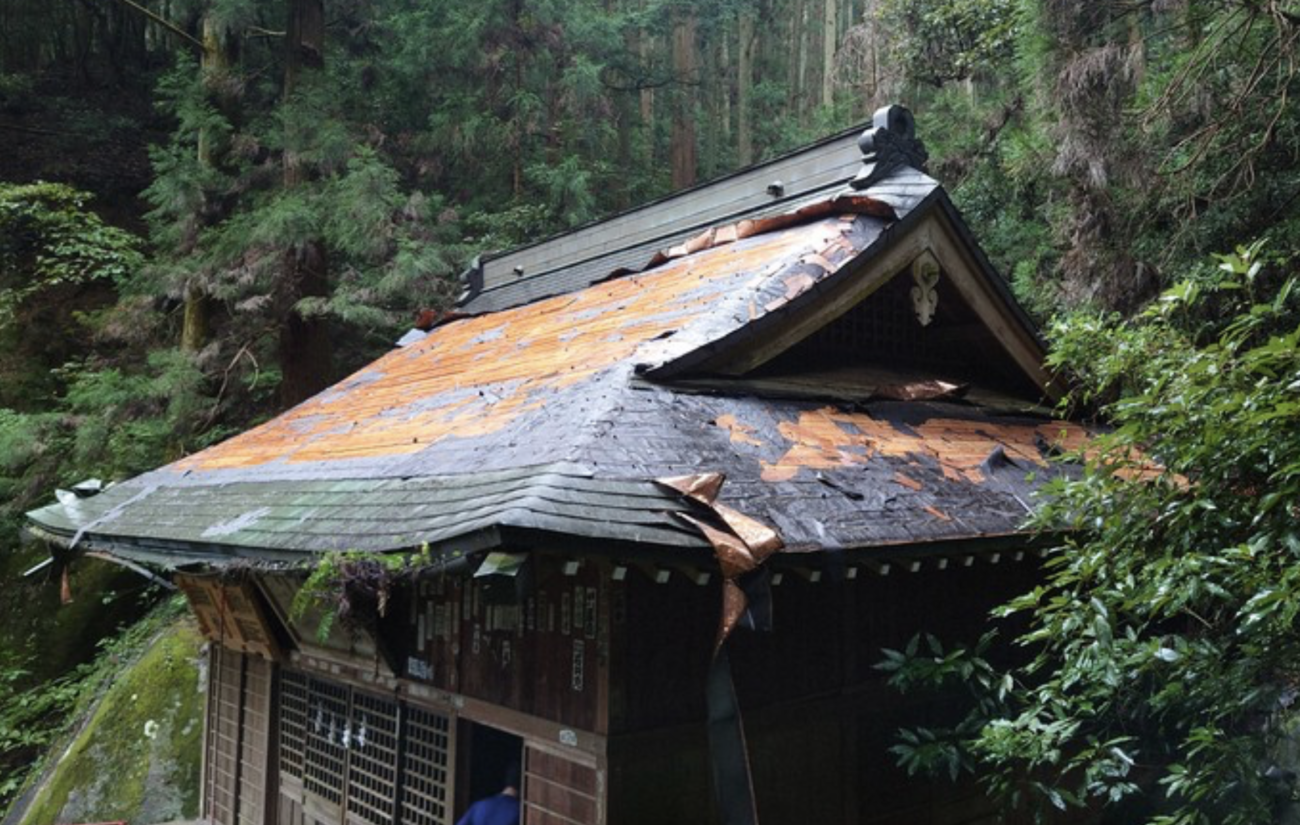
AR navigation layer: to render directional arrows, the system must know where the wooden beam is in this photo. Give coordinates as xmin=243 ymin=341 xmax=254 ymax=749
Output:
xmin=925 ymin=208 xmax=1056 ymax=398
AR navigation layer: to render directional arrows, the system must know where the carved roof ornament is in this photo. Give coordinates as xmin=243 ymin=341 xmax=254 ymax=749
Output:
xmin=850 ymin=104 xmax=930 ymax=191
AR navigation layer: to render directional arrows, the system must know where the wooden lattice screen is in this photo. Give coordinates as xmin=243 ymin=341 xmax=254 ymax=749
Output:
xmin=277 ymin=667 xmax=455 ymax=825
xmin=401 ymin=706 xmax=455 ymax=825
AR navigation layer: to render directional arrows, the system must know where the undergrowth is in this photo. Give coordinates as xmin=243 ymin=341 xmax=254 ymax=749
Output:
xmin=0 ymin=590 xmax=186 ymax=817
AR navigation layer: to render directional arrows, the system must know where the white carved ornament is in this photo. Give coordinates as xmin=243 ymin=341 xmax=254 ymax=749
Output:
xmin=910 ymin=252 xmax=941 ymax=326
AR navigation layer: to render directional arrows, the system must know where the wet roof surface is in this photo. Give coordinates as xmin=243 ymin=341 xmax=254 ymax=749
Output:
xmin=28 ymin=191 xmax=1088 ymax=567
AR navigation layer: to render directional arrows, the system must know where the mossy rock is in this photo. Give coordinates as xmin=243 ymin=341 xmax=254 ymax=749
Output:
xmin=20 ymin=618 xmax=205 ymax=825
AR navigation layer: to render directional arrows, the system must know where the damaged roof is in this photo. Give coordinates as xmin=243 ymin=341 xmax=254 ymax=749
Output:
xmin=26 ymin=107 xmax=1088 ymax=569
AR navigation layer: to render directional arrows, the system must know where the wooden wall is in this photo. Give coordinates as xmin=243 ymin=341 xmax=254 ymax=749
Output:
xmin=392 ymin=559 xmax=611 ymax=735
xmin=197 ymin=551 xmax=1040 ymax=825
xmin=607 ymin=556 xmax=1043 ymax=825
xmin=204 ymin=646 xmax=274 ymax=825
xmin=209 ymin=561 xmax=612 ymax=825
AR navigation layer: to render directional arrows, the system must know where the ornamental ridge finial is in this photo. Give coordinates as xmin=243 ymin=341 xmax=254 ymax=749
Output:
xmin=850 ymin=104 xmax=929 ymax=191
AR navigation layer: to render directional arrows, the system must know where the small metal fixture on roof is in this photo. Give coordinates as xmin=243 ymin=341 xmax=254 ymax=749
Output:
xmin=851 ymin=104 xmax=930 ymax=191
xmin=766 ymin=180 xmax=784 ymax=197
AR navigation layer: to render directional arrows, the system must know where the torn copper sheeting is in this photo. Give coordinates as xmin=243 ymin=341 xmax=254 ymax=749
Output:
xmin=732 ymin=195 xmax=894 ymax=243
xmin=413 ymin=308 xmax=468 ymax=331
xmin=657 ymin=474 xmax=784 ymax=563
xmin=718 ymin=580 xmax=749 ymax=653
xmin=660 ymin=193 xmax=893 ymax=263
xmin=874 ymin=379 xmax=968 ymax=402
xmin=658 ymin=472 xmax=727 ymax=506
xmin=676 ymin=513 xmax=758 ymax=578
xmin=713 ymin=503 xmax=783 ymax=563
xmin=657 ymin=473 xmax=784 ymax=650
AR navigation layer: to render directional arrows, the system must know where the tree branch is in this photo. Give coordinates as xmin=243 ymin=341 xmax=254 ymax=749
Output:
xmin=100 ymin=0 xmax=204 ymax=52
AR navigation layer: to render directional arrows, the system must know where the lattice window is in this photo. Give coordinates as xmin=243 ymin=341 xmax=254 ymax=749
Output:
xmin=303 ymin=676 xmax=350 ymax=805
xmin=276 ymin=667 xmax=454 ymax=825
xmin=279 ymin=668 xmax=309 ymax=779
xmin=401 ymin=705 xmax=454 ymax=825
xmin=799 ymin=274 xmax=942 ymax=365
xmin=347 ymin=690 xmax=401 ymax=825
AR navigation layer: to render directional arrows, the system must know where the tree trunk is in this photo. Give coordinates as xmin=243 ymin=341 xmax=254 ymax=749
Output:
xmin=670 ymin=8 xmax=697 ymax=189
xmin=182 ymin=14 xmax=237 ymax=355
xmin=737 ymin=8 xmax=755 ymax=165
xmin=639 ymin=0 xmax=656 ymax=168
xmin=285 ymin=0 xmax=324 ymax=90
xmin=719 ymin=30 xmax=731 ymax=159
xmin=822 ymin=0 xmax=837 ymax=109
xmin=279 ymin=0 xmax=332 ymax=407
xmin=797 ymin=0 xmax=810 ymax=115
xmin=787 ymin=0 xmax=801 ymax=114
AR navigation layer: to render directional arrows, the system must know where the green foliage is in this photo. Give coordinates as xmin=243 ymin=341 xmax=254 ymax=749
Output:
xmin=291 ymin=546 xmax=435 ymax=641
xmin=0 ymin=595 xmax=186 ymax=815
xmin=880 ymin=242 xmax=1300 ymax=823
xmin=0 ymin=182 xmax=142 ymax=326
xmin=874 ymin=0 xmax=1020 ymax=86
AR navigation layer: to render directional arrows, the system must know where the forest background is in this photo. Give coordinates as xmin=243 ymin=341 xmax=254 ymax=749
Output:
xmin=0 ymin=0 xmax=1298 ymax=821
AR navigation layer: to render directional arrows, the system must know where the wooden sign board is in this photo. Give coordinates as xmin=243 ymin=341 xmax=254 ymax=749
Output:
xmin=176 ymin=573 xmax=284 ymax=662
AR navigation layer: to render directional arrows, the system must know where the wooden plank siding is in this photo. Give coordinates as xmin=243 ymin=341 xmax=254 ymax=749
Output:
xmin=238 ymin=656 xmax=274 ymax=825
xmin=205 ymin=645 xmax=274 ymax=825
xmin=393 ymin=560 xmax=609 ymax=734
xmin=203 ymin=553 xmax=1036 ymax=825
xmin=606 ymin=553 xmax=1045 ymax=824
xmin=522 ymin=746 xmax=600 ymax=825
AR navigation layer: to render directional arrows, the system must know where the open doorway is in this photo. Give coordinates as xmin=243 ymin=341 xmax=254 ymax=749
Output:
xmin=456 ymin=720 xmax=524 ymax=820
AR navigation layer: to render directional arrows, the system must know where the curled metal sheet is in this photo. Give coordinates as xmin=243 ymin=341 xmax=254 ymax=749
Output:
xmin=656 ymin=473 xmax=784 ymax=651
xmin=712 ymin=504 xmax=782 ymax=564
xmin=658 ymin=472 xmax=727 ymax=507
xmin=675 ymin=514 xmax=756 ymax=579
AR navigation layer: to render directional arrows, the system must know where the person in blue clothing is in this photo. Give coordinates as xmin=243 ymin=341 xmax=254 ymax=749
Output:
xmin=455 ymin=763 xmax=521 ymax=825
